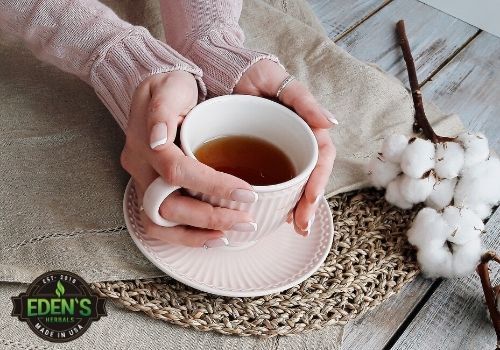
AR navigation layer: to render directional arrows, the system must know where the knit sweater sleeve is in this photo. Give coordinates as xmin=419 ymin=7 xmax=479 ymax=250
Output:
xmin=159 ymin=0 xmax=282 ymax=97
xmin=0 ymin=0 xmax=206 ymax=131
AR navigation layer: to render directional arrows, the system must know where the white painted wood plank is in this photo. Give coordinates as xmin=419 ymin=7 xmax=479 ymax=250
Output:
xmin=307 ymin=0 xmax=390 ymax=39
xmin=342 ymin=277 xmax=433 ymax=350
xmin=392 ymin=209 xmax=500 ymax=350
xmin=276 ymin=326 xmax=343 ymax=350
xmin=422 ymin=32 xmax=500 ymax=153
xmin=336 ymin=0 xmax=478 ymax=86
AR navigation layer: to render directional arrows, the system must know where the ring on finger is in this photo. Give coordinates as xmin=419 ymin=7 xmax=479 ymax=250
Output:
xmin=276 ymin=74 xmax=296 ymax=100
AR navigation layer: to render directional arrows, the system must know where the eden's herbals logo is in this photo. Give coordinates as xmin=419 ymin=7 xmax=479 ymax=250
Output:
xmin=11 ymin=270 xmax=106 ymax=343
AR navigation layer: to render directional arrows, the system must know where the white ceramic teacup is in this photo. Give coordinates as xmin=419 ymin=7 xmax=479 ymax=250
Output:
xmin=142 ymin=95 xmax=318 ymax=248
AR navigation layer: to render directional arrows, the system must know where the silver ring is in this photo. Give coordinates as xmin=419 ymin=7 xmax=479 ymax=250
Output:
xmin=276 ymin=75 xmax=296 ymax=100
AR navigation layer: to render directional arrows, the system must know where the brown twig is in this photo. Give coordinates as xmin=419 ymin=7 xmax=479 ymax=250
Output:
xmin=477 ymin=251 xmax=500 ymax=350
xmin=396 ymin=20 xmax=455 ymax=143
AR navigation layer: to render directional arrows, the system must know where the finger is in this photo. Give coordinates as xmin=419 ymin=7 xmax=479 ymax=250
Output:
xmin=150 ymin=146 xmax=258 ymax=203
xmin=302 ymin=129 xmax=336 ymax=203
xmin=148 ymin=76 xmax=196 ymax=151
xmin=141 ymin=213 xmax=225 ymax=248
xmin=294 ymin=129 xmax=336 ymax=235
xmin=279 ymin=80 xmax=338 ymax=129
xmin=293 ymin=195 xmax=317 ymax=237
xmin=159 ymin=192 xmax=256 ymax=231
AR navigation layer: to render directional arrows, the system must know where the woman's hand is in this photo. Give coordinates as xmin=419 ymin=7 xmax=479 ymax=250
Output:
xmin=234 ymin=60 xmax=337 ymax=236
xmin=121 ymin=71 xmax=258 ymax=248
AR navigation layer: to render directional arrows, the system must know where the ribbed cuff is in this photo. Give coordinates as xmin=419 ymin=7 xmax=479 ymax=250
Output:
xmin=187 ymin=29 xmax=283 ymax=97
xmin=89 ymin=26 xmax=206 ymax=131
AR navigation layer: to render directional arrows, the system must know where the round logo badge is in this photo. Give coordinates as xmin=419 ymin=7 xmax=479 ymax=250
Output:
xmin=11 ymin=270 xmax=106 ymax=343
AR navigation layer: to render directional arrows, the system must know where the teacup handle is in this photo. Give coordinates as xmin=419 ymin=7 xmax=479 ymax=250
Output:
xmin=142 ymin=177 xmax=181 ymax=227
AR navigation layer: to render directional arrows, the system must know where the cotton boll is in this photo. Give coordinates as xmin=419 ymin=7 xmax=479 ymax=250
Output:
xmin=400 ymin=138 xmax=435 ymax=178
xmin=385 ymin=177 xmax=413 ymax=209
xmin=454 ymin=157 xmax=500 ymax=212
xmin=366 ymin=156 xmax=401 ymax=189
xmin=467 ymin=203 xmax=493 ymax=220
xmin=407 ymin=207 xmax=449 ymax=248
xmin=417 ymin=243 xmax=454 ymax=278
xmin=451 ymin=238 xmax=482 ymax=276
xmin=458 ymin=132 xmax=489 ymax=168
xmin=475 ymin=157 xmax=500 ymax=205
xmin=434 ymin=142 xmax=465 ymax=179
xmin=442 ymin=206 xmax=484 ymax=245
xmin=399 ymin=173 xmax=436 ymax=204
xmin=425 ymin=178 xmax=457 ymax=210
xmin=382 ymin=134 xmax=409 ymax=163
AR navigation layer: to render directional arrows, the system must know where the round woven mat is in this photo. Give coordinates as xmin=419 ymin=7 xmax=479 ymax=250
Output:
xmin=90 ymin=190 xmax=421 ymax=337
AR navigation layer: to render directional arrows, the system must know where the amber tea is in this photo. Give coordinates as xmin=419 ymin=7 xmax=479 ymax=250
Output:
xmin=194 ymin=135 xmax=296 ymax=186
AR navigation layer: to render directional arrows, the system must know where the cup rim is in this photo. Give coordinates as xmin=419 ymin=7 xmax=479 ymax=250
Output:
xmin=180 ymin=95 xmax=319 ymax=193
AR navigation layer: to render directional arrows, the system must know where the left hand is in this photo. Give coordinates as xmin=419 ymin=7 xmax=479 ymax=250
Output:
xmin=234 ymin=59 xmax=337 ymax=236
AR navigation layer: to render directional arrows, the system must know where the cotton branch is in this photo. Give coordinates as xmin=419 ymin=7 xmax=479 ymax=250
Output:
xmin=396 ymin=20 xmax=454 ymax=144
xmin=477 ymin=251 xmax=500 ymax=350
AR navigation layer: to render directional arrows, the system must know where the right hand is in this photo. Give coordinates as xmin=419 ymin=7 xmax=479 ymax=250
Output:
xmin=120 ymin=71 xmax=257 ymax=248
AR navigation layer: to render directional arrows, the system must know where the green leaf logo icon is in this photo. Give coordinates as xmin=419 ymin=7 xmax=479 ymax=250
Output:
xmin=55 ymin=280 xmax=65 ymax=298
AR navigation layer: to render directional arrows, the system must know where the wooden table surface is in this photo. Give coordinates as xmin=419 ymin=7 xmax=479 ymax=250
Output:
xmin=307 ymin=0 xmax=500 ymax=349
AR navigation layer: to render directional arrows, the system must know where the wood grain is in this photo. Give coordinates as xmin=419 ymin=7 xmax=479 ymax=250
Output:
xmin=276 ymin=326 xmax=343 ymax=350
xmin=307 ymin=0 xmax=390 ymax=40
xmin=392 ymin=209 xmax=500 ymax=350
xmin=342 ymin=278 xmax=433 ymax=350
xmin=422 ymin=32 xmax=500 ymax=153
xmin=336 ymin=0 xmax=478 ymax=86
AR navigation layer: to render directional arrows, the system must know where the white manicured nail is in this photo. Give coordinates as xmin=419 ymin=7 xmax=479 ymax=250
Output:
xmin=320 ymin=107 xmax=339 ymax=125
xmin=150 ymin=122 xmax=168 ymax=149
xmin=305 ymin=214 xmax=316 ymax=236
xmin=231 ymin=189 xmax=258 ymax=203
xmin=315 ymin=193 xmax=323 ymax=205
xmin=203 ymin=237 xmax=229 ymax=249
xmin=231 ymin=222 xmax=258 ymax=232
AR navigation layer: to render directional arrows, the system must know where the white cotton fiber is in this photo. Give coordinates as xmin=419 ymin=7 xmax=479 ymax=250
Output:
xmin=417 ymin=243 xmax=454 ymax=278
xmin=400 ymin=173 xmax=436 ymax=204
xmin=400 ymin=138 xmax=435 ymax=178
xmin=454 ymin=157 xmax=500 ymax=218
xmin=385 ymin=177 xmax=413 ymax=209
xmin=425 ymin=178 xmax=457 ymax=210
xmin=382 ymin=134 xmax=409 ymax=163
xmin=407 ymin=207 xmax=448 ymax=248
xmin=451 ymin=238 xmax=482 ymax=277
xmin=442 ymin=206 xmax=484 ymax=245
xmin=458 ymin=132 xmax=489 ymax=168
xmin=366 ymin=156 xmax=401 ymax=189
xmin=467 ymin=203 xmax=493 ymax=220
xmin=434 ymin=142 xmax=465 ymax=179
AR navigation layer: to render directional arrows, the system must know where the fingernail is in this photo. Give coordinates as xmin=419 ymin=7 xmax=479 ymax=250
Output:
xmin=307 ymin=214 xmax=315 ymax=231
xmin=150 ymin=122 xmax=168 ymax=149
xmin=231 ymin=189 xmax=258 ymax=203
xmin=303 ymin=214 xmax=315 ymax=237
xmin=204 ymin=236 xmax=229 ymax=249
xmin=231 ymin=222 xmax=258 ymax=232
xmin=320 ymin=107 xmax=339 ymax=125
xmin=315 ymin=192 xmax=324 ymax=205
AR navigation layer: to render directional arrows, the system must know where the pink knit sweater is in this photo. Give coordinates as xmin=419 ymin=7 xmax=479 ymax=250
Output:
xmin=0 ymin=0 xmax=279 ymax=131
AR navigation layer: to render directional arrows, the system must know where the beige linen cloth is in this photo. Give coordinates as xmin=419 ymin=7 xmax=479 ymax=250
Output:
xmin=0 ymin=0 xmax=462 ymax=348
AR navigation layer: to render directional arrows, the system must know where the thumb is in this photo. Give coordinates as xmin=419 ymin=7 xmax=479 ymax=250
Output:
xmin=147 ymin=78 xmax=196 ymax=151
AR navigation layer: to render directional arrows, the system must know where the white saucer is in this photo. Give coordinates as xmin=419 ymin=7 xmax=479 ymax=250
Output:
xmin=123 ymin=179 xmax=334 ymax=297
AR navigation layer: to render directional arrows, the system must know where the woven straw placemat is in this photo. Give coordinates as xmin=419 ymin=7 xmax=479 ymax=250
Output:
xmin=90 ymin=190 xmax=420 ymax=337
